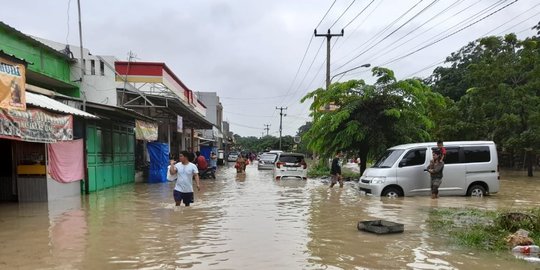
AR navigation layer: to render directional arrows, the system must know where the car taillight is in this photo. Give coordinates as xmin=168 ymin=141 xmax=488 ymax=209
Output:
xmin=302 ymin=163 xmax=307 ymax=169
xmin=276 ymin=162 xmax=284 ymax=168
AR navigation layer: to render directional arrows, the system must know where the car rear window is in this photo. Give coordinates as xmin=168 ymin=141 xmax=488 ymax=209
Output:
xmin=279 ymin=155 xmax=304 ymax=163
xmin=260 ymin=154 xmax=277 ymax=160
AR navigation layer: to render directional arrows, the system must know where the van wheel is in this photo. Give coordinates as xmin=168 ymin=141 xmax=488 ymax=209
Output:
xmin=467 ymin=185 xmax=486 ymax=197
xmin=381 ymin=187 xmax=402 ymax=198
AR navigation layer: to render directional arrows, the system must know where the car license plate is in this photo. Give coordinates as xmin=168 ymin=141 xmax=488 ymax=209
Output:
xmin=288 ymin=167 xmax=297 ymax=171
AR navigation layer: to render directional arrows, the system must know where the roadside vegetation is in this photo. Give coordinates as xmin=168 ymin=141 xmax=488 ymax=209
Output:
xmin=428 ymin=207 xmax=540 ymax=251
xmin=307 ymin=161 xmax=361 ymax=179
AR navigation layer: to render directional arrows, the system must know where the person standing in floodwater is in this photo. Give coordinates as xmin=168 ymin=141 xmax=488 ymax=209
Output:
xmin=330 ymin=150 xmax=343 ymax=188
xmin=427 ymin=150 xmax=444 ymax=199
xmin=169 ymin=151 xmax=200 ymax=206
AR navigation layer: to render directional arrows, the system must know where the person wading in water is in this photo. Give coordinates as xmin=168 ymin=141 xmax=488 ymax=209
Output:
xmin=427 ymin=149 xmax=444 ymax=199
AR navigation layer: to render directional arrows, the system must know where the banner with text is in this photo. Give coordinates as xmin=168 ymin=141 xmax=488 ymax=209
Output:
xmin=135 ymin=120 xmax=158 ymax=141
xmin=0 ymin=56 xmax=26 ymax=111
xmin=0 ymin=108 xmax=73 ymax=143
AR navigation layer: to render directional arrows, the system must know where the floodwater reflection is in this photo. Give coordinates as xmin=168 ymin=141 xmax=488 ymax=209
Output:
xmin=0 ymin=166 xmax=538 ymax=269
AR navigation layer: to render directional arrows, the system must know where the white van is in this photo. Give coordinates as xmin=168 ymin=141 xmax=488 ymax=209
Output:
xmin=358 ymin=141 xmax=499 ymax=197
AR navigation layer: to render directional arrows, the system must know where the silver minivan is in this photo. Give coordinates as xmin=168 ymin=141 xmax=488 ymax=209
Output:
xmin=359 ymin=141 xmax=499 ymax=197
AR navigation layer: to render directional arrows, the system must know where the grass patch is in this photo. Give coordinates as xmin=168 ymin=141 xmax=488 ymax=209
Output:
xmin=306 ymin=163 xmax=361 ymax=179
xmin=427 ymin=208 xmax=540 ymax=251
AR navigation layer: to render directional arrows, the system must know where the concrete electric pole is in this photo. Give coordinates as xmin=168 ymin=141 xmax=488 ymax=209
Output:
xmin=275 ymin=107 xmax=287 ymax=150
xmin=264 ymin=124 xmax=271 ymax=136
xmin=314 ymin=29 xmax=344 ymax=91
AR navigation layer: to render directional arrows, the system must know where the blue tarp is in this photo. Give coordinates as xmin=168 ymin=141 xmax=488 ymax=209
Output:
xmin=147 ymin=142 xmax=169 ymax=183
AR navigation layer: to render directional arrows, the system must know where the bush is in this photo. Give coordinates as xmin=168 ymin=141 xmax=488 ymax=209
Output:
xmin=428 ymin=208 xmax=540 ymax=251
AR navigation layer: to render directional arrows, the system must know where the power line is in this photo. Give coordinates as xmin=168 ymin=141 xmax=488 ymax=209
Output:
xmin=483 ymin=2 xmax=540 ymax=36
xmin=329 ymin=0 xmax=357 ymax=29
xmin=335 ymin=0 xmax=384 ymax=52
xmin=359 ymin=0 xmax=465 ymax=66
xmin=316 ymin=0 xmax=339 ymax=29
xmin=333 ymin=0 xmax=427 ymax=72
xmin=381 ymin=0 xmax=520 ymax=67
xmin=495 ymin=9 xmax=540 ymax=36
xmin=343 ymin=0 xmax=376 ymax=29
xmin=343 ymin=0 xmax=509 ymax=78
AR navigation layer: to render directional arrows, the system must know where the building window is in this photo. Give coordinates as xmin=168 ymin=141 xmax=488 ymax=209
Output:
xmin=90 ymin=59 xmax=95 ymax=75
xmin=82 ymin=59 xmax=86 ymax=75
xmin=99 ymin=60 xmax=105 ymax=76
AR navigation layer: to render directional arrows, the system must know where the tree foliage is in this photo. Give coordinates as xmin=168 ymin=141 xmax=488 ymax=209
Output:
xmin=302 ymin=67 xmax=445 ymax=173
xmin=430 ymin=32 xmax=540 ymax=173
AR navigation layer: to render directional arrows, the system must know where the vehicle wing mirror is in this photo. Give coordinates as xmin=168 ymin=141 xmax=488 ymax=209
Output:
xmin=398 ymin=161 xmax=406 ymax=167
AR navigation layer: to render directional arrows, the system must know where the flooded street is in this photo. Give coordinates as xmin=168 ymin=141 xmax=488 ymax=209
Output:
xmin=1 ymin=164 xmax=540 ymax=269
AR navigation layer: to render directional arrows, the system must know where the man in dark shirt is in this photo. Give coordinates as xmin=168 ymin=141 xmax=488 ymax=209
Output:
xmin=330 ymin=150 xmax=343 ymax=188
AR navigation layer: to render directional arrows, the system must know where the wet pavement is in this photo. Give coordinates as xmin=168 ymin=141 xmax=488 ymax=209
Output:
xmin=1 ymin=163 xmax=540 ymax=269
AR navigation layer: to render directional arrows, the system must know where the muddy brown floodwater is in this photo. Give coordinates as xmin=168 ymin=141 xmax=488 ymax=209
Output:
xmin=1 ymin=164 xmax=539 ymax=269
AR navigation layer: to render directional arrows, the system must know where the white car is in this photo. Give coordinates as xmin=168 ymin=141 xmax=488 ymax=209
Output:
xmin=273 ymin=153 xmax=307 ymax=180
xmin=227 ymin=152 xmax=239 ymax=162
xmin=258 ymin=153 xmax=278 ymax=170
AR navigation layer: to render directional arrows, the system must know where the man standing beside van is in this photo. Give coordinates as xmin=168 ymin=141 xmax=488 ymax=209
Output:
xmin=330 ymin=151 xmax=343 ymax=188
xmin=427 ymin=150 xmax=444 ymax=199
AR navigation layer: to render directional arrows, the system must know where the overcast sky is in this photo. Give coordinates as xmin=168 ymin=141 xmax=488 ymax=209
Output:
xmin=4 ymin=0 xmax=539 ymax=137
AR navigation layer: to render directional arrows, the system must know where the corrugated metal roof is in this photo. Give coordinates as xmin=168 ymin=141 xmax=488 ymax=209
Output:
xmin=26 ymin=92 xmax=98 ymax=119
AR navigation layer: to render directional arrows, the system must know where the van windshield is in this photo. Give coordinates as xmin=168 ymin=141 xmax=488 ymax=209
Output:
xmin=372 ymin=149 xmax=404 ymax=168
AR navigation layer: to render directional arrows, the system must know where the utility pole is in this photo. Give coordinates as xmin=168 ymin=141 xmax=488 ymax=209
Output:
xmin=77 ymin=0 xmax=86 ymax=111
xmin=275 ymin=107 xmax=287 ymax=150
xmin=314 ymin=29 xmax=344 ymax=91
xmin=264 ymin=124 xmax=271 ymax=136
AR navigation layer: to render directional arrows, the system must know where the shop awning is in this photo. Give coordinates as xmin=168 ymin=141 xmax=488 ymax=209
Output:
xmin=26 ymin=92 xmax=98 ymax=119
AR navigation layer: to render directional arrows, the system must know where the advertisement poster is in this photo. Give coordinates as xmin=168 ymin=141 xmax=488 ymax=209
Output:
xmin=177 ymin=115 xmax=183 ymax=133
xmin=0 ymin=108 xmax=73 ymax=143
xmin=135 ymin=119 xmax=158 ymax=141
xmin=0 ymin=56 xmax=26 ymax=111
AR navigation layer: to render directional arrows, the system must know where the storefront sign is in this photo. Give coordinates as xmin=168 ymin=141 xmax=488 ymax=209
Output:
xmin=177 ymin=115 xmax=183 ymax=133
xmin=135 ymin=120 xmax=158 ymax=141
xmin=0 ymin=56 xmax=26 ymax=111
xmin=0 ymin=108 xmax=73 ymax=143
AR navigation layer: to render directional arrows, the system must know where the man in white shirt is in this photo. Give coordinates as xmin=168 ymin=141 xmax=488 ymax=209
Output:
xmin=169 ymin=151 xmax=201 ymax=206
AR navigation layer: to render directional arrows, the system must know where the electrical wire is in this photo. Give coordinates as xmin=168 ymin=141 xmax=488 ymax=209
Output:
xmin=343 ymin=0 xmax=506 ymax=78
xmin=329 ymin=0 xmax=357 ymax=29
xmin=333 ymin=0 xmax=427 ymax=72
xmin=343 ymin=0 xmax=376 ymax=29
xmin=483 ymin=3 xmax=540 ymax=36
xmin=495 ymin=9 xmax=540 ymax=36
xmin=316 ymin=0 xmax=339 ymax=29
xmin=381 ymin=0 xmax=519 ymax=67
xmin=359 ymin=0 xmax=465 ymax=66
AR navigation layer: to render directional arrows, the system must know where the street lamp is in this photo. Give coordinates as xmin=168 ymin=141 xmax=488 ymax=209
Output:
xmin=330 ymin=63 xmax=371 ymax=83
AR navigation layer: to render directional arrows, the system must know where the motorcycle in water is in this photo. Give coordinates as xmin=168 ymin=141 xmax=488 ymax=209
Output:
xmin=199 ymin=168 xmax=216 ymax=179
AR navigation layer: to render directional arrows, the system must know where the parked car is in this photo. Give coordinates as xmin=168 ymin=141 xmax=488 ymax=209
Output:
xmin=227 ymin=152 xmax=239 ymax=162
xmin=258 ymin=153 xmax=278 ymax=170
xmin=358 ymin=141 xmax=499 ymax=198
xmin=273 ymin=152 xmax=307 ymax=180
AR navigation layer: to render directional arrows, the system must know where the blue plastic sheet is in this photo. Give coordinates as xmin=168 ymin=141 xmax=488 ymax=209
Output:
xmin=147 ymin=142 xmax=169 ymax=183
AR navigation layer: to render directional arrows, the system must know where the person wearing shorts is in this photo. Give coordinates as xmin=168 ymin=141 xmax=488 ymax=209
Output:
xmin=169 ymin=150 xmax=200 ymax=206
xmin=330 ymin=150 xmax=343 ymax=188
xmin=427 ymin=150 xmax=444 ymax=199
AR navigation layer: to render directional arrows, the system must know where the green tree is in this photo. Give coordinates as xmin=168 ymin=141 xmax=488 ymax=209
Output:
xmin=432 ymin=33 xmax=540 ymax=176
xmin=302 ymin=67 xmax=445 ymax=174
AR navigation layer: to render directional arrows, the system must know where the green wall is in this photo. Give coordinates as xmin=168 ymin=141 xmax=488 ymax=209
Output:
xmin=85 ymin=123 xmax=135 ymax=192
xmin=0 ymin=24 xmax=79 ymax=97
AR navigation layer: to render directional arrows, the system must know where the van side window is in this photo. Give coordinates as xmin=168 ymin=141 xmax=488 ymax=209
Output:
xmin=400 ymin=148 xmax=426 ymax=167
xmin=444 ymin=147 xmax=460 ymax=164
xmin=464 ymin=146 xmax=490 ymax=163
